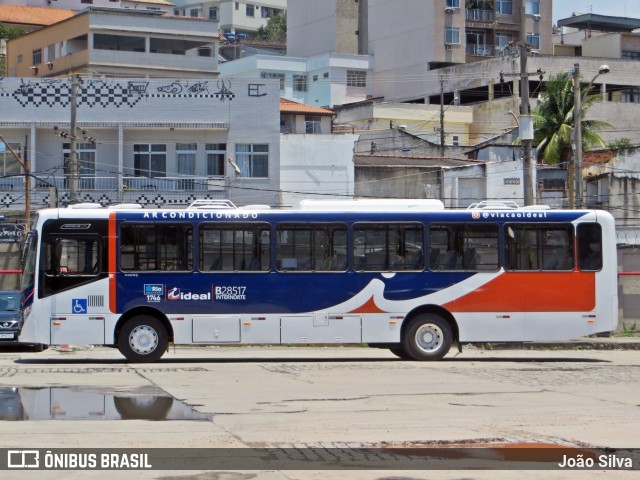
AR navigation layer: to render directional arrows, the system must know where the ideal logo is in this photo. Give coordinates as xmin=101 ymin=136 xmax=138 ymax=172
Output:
xmin=144 ymin=284 xmax=164 ymax=303
xmin=167 ymin=287 xmax=211 ymax=301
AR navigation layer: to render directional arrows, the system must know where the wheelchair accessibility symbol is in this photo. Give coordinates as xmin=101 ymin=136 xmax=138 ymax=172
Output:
xmin=72 ymin=299 xmax=87 ymax=314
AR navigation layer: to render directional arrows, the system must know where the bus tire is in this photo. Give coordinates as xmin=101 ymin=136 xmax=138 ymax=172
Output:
xmin=402 ymin=314 xmax=452 ymax=361
xmin=118 ymin=316 xmax=167 ymax=363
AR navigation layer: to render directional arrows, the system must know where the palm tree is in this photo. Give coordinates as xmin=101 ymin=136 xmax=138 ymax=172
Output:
xmin=532 ymin=72 xmax=611 ymax=166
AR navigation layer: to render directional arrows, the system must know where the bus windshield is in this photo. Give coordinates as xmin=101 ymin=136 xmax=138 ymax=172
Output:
xmin=20 ymin=231 xmax=37 ymax=292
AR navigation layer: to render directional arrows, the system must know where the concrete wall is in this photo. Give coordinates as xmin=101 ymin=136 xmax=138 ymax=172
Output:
xmin=287 ymin=0 xmax=338 ymax=58
xmin=279 ymin=133 xmax=358 ymax=207
xmin=583 ymin=33 xmax=622 ymax=59
xmin=355 ymin=165 xmax=441 ymax=199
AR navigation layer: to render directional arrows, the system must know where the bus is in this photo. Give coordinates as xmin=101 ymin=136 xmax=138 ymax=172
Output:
xmin=17 ymin=199 xmax=618 ymax=363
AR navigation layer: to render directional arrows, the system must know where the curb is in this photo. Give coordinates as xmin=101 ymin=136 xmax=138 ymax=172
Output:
xmin=469 ymin=341 xmax=640 ymax=351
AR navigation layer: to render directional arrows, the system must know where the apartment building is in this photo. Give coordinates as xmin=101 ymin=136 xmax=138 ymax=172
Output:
xmin=5 ymin=7 xmax=218 ymax=78
xmin=288 ymin=0 xmax=553 ymax=102
xmin=172 ymin=0 xmax=286 ymax=36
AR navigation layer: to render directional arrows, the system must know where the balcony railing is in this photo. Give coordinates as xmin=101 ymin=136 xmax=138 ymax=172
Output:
xmin=466 ymin=44 xmax=495 ymax=56
xmin=0 ymin=175 xmax=227 ymax=192
xmin=466 ymin=9 xmax=494 ymax=22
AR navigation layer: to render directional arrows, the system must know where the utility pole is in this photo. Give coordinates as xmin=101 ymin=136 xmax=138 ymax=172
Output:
xmin=69 ymin=76 xmax=80 ymax=204
xmin=518 ymin=0 xmax=534 ymax=205
xmin=440 ymin=77 xmax=445 ymax=157
xmin=0 ymin=134 xmax=30 ymax=230
xmin=519 ymin=43 xmax=534 ymax=206
xmin=572 ymin=63 xmax=582 ymax=209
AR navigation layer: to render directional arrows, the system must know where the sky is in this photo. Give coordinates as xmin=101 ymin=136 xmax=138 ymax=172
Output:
xmin=553 ymin=0 xmax=640 ymax=24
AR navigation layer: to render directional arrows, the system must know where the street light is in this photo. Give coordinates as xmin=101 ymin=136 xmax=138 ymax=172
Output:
xmin=572 ymin=63 xmax=610 ymax=208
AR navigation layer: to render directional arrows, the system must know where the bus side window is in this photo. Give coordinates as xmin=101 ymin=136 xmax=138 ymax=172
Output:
xmin=578 ymin=223 xmax=602 ymax=271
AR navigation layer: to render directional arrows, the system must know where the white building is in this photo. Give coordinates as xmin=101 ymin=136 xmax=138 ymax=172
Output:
xmin=219 ymin=52 xmax=371 ymax=108
xmin=0 ymin=76 xmax=281 ymax=209
xmin=172 ymin=0 xmax=286 ymax=36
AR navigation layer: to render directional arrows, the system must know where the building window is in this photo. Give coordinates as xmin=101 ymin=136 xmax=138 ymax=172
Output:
xmin=495 ymin=33 xmax=512 ymax=52
xmin=246 ymin=4 xmax=255 ymax=17
xmin=261 ymin=71 xmax=285 ymax=90
xmin=313 ymin=75 xmax=318 ymax=81
xmin=235 ymin=144 xmax=268 ymax=178
xmin=0 ymin=142 xmax=21 ymax=176
xmin=17 ymin=54 xmax=23 ymax=64
xmin=525 ymin=0 xmax=540 ymax=15
xmin=452 ymin=135 xmax=460 ymax=146
xmin=622 ymin=51 xmax=640 ymax=60
xmin=305 ymin=116 xmax=322 ymax=134
xmin=445 ymin=0 xmax=460 ymax=7
xmin=47 ymin=44 xmax=55 ymax=62
xmin=496 ymin=0 xmax=513 ymax=15
xmin=176 ymin=143 xmax=196 ymax=189
xmin=206 ymin=143 xmax=226 ymax=176
xmin=235 ymin=2 xmax=239 ymax=10
xmin=63 ymin=142 xmax=96 ymax=189
xmin=32 ymin=48 xmax=42 ymax=66
xmin=190 ymin=8 xmax=199 ymax=17
xmin=445 ymin=27 xmax=460 ymax=44
xmin=526 ymin=33 xmax=540 ymax=50
xmin=622 ymin=88 xmax=640 ymax=103
xmin=209 ymin=7 xmax=218 ymax=20
xmin=347 ymin=70 xmax=366 ymax=87
xmin=81 ymin=0 xmax=93 ymax=3
xmin=293 ymin=74 xmax=308 ymax=92
xmin=323 ymin=72 xmax=329 ymax=79
xmin=134 ymin=144 xmax=166 ymax=178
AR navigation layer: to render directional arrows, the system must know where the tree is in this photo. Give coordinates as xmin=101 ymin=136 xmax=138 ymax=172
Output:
xmin=532 ymin=72 xmax=611 ymax=166
xmin=262 ymin=13 xmax=286 ymax=43
xmin=0 ymin=23 xmax=26 ymax=76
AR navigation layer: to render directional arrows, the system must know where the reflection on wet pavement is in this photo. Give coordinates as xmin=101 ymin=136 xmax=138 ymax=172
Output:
xmin=0 ymin=386 xmax=212 ymax=421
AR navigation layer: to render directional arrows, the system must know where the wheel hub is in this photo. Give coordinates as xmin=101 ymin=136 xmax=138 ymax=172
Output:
xmin=415 ymin=324 xmax=443 ymax=353
xmin=129 ymin=325 xmax=158 ymax=354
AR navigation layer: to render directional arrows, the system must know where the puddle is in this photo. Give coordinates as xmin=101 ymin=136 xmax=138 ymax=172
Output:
xmin=0 ymin=386 xmax=212 ymax=421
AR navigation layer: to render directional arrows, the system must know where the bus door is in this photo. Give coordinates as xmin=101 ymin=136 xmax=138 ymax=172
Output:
xmin=505 ymin=224 xmax=579 ymax=339
xmin=41 ymin=235 xmax=106 ymax=346
xmin=280 ymin=313 xmax=362 ymax=344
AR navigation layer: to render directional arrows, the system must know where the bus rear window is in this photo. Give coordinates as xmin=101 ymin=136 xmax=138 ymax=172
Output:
xmin=578 ymin=223 xmax=602 ymax=271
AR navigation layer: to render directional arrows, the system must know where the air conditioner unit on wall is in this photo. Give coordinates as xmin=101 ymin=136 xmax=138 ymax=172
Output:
xmin=533 ymin=14 xmax=541 ymax=20
xmin=445 ymin=8 xmax=454 ymax=14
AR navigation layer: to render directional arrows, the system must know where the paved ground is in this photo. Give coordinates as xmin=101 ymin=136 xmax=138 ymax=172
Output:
xmin=0 ymin=341 xmax=639 ymax=479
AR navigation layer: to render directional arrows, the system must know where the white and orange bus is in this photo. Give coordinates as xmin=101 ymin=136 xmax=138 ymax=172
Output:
xmin=15 ymin=199 xmax=618 ymax=362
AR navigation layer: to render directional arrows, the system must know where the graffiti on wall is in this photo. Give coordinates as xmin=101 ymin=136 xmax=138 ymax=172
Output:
xmin=0 ymin=78 xmax=237 ymax=108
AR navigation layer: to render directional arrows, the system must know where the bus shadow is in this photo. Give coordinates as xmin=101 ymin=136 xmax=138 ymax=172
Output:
xmin=12 ymin=355 xmax=611 ymax=365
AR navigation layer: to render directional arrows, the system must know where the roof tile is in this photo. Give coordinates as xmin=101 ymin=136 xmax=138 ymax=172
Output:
xmin=0 ymin=5 xmax=76 ymax=27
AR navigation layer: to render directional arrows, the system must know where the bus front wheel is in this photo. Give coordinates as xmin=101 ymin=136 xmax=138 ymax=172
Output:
xmin=118 ymin=316 xmax=168 ymax=363
xmin=402 ymin=314 xmax=452 ymax=361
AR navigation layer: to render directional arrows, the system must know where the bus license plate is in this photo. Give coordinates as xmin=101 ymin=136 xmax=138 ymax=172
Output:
xmin=0 ymin=333 xmax=15 ymax=339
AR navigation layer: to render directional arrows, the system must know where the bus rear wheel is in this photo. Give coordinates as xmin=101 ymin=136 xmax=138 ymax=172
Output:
xmin=402 ymin=314 xmax=452 ymax=361
xmin=118 ymin=316 xmax=167 ymax=363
